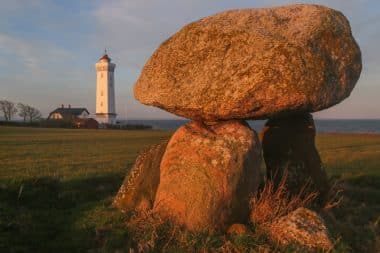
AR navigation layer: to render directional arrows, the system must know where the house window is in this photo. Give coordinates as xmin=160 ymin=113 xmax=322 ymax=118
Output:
xmin=100 ymin=102 xmax=103 ymax=107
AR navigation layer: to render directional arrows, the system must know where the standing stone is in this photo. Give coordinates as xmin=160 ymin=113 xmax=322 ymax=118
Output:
xmin=153 ymin=121 xmax=261 ymax=232
xmin=261 ymin=113 xmax=329 ymax=204
xmin=113 ymin=142 xmax=167 ymax=212
xmin=134 ymin=4 xmax=362 ymax=122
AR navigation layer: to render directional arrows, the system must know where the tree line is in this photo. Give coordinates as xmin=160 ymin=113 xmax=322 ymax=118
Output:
xmin=0 ymin=100 xmax=41 ymax=123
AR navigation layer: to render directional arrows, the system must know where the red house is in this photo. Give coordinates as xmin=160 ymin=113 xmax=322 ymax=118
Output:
xmin=72 ymin=118 xmax=99 ymax=129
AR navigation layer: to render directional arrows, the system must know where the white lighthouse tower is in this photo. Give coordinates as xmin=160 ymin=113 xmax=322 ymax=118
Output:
xmin=95 ymin=50 xmax=116 ymax=124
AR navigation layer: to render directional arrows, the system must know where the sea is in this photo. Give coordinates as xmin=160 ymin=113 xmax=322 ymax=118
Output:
xmin=125 ymin=119 xmax=380 ymax=134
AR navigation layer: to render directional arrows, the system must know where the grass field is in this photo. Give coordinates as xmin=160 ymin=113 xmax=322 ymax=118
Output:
xmin=0 ymin=126 xmax=379 ymax=252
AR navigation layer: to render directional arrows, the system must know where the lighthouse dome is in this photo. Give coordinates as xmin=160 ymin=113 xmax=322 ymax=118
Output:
xmin=99 ymin=54 xmax=111 ymax=62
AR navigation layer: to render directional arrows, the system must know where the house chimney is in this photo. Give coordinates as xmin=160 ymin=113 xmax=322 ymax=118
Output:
xmin=61 ymin=104 xmax=64 ymax=108
xmin=68 ymin=104 xmax=71 ymax=108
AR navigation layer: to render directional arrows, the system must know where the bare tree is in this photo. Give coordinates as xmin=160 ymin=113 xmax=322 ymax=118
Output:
xmin=18 ymin=103 xmax=41 ymax=123
xmin=25 ymin=105 xmax=41 ymax=123
xmin=0 ymin=100 xmax=17 ymax=121
xmin=17 ymin=103 xmax=28 ymax=122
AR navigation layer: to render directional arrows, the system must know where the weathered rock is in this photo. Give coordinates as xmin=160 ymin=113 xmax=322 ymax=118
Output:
xmin=227 ymin=223 xmax=249 ymax=236
xmin=134 ymin=4 xmax=362 ymax=121
xmin=269 ymin=207 xmax=332 ymax=250
xmin=113 ymin=142 xmax=167 ymax=212
xmin=153 ymin=121 xmax=261 ymax=232
xmin=261 ymin=113 xmax=329 ymax=204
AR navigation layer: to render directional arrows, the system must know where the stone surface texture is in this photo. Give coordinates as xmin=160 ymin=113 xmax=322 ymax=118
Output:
xmin=153 ymin=121 xmax=261 ymax=232
xmin=261 ymin=113 xmax=329 ymax=204
xmin=269 ymin=207 xmax=333 ymax=250
xmin=134 ymin=4 xmax=362 ymax=121
xmin=113 ymin=142 xmax=167 ymax=212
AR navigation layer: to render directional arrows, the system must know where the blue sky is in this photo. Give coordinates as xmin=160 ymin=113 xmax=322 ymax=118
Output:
xmin=0 ymin=0 xmax=379 ymax=119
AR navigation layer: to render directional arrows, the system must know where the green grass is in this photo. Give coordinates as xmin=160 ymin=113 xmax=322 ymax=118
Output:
xmin=0 ymin=126 xmax=379 ymax=252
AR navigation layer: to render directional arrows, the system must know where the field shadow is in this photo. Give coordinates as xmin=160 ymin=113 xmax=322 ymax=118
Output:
xmin=325 ymin=174 xmax=380 ymax=252
xmin=0 ymin=172 xmax=126 ymax=253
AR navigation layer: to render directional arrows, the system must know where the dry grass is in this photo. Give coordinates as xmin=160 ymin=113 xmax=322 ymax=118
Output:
xmin=125 ymin=210 xmax=228 ymax=252
xmin=323 ymin=180 xmax=344 ymax=210
xmin=126 ymin=210 xmax=181 ymax=252
xmin=250 ymin=170 xmax=318 ymax=226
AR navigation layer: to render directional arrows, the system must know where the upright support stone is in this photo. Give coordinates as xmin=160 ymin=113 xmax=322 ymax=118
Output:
xmin=113 ymin=142 xmax=167 ymax=212
xmin=153 ymin=120 xmax=262 ymax=232
xmin=261 ymin=113 xmax=329 ymax=204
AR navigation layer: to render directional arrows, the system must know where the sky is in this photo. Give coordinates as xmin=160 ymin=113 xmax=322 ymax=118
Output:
xmin=0 ymin=0 xmax=379 ymax=120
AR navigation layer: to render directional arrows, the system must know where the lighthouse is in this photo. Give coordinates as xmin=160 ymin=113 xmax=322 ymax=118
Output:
xmin=95 ymin=50 xmax=116 ymax=124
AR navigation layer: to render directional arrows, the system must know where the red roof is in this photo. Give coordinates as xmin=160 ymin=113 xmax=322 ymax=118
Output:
xmin=99 ymin=54 xmax=110 ymax=61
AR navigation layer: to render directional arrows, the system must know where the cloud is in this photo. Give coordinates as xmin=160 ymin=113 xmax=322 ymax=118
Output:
xmin=0 ymin=0 xmax=44 ymax=13
xmin=0 ymin=33 xmax=73 ymax=76
xmin=0 ymin=32 xmax=88 ymax=116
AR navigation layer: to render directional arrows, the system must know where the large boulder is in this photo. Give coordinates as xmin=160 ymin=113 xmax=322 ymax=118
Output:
xmin=113 ymin=142 xmax=167 ymax=212
xmin=261 ymin=113 xmax=329 ymax=205
xmin=269 ymin=207 xmax=333 ymax=250
xmin=153 ymin=121 xmax=261 ymax=232
xmin=134 ymin=4 xmax=361 ymax=121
